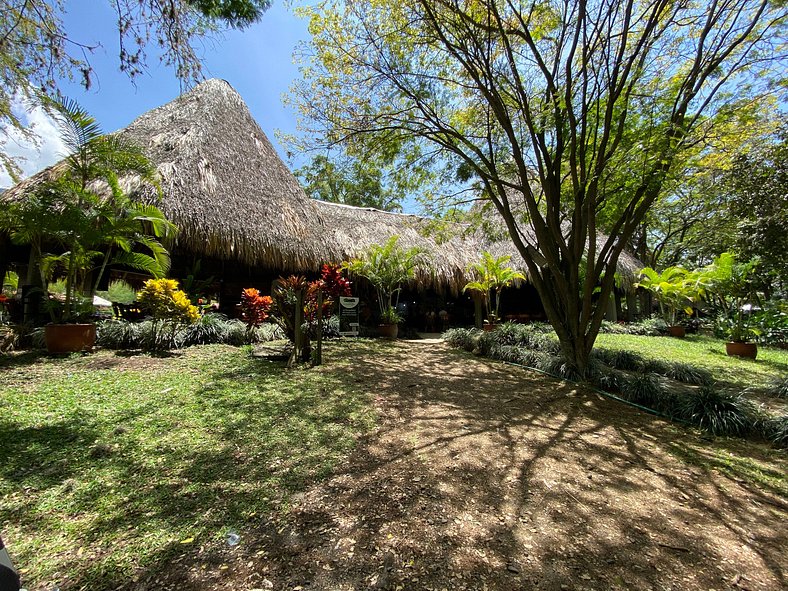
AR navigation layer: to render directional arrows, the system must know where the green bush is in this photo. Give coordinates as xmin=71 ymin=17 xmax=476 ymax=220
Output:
xmin=593 ymin=348 xmax=644 ymax=372
xmin=443 ymin=327 xmax=480 ymax=352
xmin=96 ymin=316 xmax=284 ymax=350
xmin=759 ymin=415 xmax=788 ymax=448
xmin=678 ymin=386 xmax=754 ymax=437
xmin=599 ymin=317 xmax=668 ymax=336
xmin=96 ymin=280 xmax=137 ymax=305
xmin=765 ymin=376 xmax=788 ymax=399
xmin=664 ymin=362 xmax=713 ymax=386
xmin=622 ymin=372 xmax=663 ymax=408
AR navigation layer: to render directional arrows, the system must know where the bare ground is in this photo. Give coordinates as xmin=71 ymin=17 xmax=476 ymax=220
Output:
xmin=134 ymin=339 xmax=786 ymax=591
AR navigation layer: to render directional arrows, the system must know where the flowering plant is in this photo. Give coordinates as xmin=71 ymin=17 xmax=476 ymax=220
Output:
xmin=240 ymin=288 xmax=273 ymax=329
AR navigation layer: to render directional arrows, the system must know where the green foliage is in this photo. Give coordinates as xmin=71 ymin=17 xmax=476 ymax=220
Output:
xmin=663 ymin=362 xmax=713 ymax=387
xmin=379 ymin=306 xmax=403 ymax=325
xmin=599 ymin=317 xmax=668 ymax=336
xmin=724 ymin=125 xmax=788 ymax=292
xmin=678 ymin=387 xmax=755 ymax=437
xmin=622 ymin=373 xmax=663 ymax=408
xmin=96 ymin=315 xmax=283 ymax=350
xmin=1 ymin=96 xmax=173 ymax=323
xmin=343 ymin=236 xmax=426 ymax=318
xmin=294 ymin=152 xmax=403 ymax=211
xmin=635 ymin=266 xmax=700 ymax=325
xmin=766 ymin=377 xmax=788 ymax=400
xmin=759 ymin=416 xmax=788 ymax=449
xmin=96 ymin=280 xmax=137 ymax=305
xmin=700 ymin=252 xmax=762 ymax=342
xmin=2 ymin=271 xmax=18 ymax=295
xmin=463 ymin=252 xmax=525 ymax=323
xmin=750 ymin=304 xmax=788 ymax=347
xmin=443 ymin=327 xmax=481 ymax=352
xmin=592 ymin=348 xmax=643 ymax=372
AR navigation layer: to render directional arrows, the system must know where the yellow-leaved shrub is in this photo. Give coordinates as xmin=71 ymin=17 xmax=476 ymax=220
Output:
xmin=137 ymin=279 xmax=199 ymax=324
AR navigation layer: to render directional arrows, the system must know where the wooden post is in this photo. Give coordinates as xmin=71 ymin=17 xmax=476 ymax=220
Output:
xmin=315 ymin=289 xmax=323 ymax=366
xmin=291 ymin=288 xmax=305 ymax=368
xmin=473 ymin=292 xmax=483 ymax=329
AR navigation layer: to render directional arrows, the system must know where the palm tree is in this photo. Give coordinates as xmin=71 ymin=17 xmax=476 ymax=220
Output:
xmin=344 ymin=236 xmax=425 ymax=323
xmin=2 ymin=96 xmax=176 ymax=322
xmin=464 ymin=252 xmax=526 ymax=324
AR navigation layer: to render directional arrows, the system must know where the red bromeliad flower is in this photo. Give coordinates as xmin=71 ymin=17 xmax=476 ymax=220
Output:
xmin=240 ymin=288 xmax=273 ymax=328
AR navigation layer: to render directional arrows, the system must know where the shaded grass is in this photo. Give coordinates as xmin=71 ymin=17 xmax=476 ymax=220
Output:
xmin=594 ymin=333 xmax=788 ymax=392
xmin=0 ymin=344 xmax=375 ymax=590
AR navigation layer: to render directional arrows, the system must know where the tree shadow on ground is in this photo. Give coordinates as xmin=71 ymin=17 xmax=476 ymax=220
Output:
xmin=154 ymin=339 xmax=784 ymax=591
xmin=0 ymin=348 xmax=372 ymax=591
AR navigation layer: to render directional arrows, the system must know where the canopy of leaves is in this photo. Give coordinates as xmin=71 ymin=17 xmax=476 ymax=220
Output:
xmin=291 ymin=0 xmax=785 ymax=372
xmin=295 ymin=153 xmax=402 ymax=211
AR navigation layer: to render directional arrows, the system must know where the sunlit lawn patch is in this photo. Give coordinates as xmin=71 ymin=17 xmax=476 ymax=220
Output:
xmin=594 ymin=333 xmax=788 ymax=392
xmin=0 ymin=344 xmax=375 ymax=590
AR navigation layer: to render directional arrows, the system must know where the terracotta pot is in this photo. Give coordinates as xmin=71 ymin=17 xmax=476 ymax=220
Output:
xmin=378 ymin=323 xmax=399 ymax=339
xmin=45 ymin=323 xmax=96 ymax=354
xmin=667 ymin=325 xmax=686 ymax=338
xmin=726 ymin=341 xmax=757 ymax=360
xmin=482 ymin=324 xmax=499 ymax=332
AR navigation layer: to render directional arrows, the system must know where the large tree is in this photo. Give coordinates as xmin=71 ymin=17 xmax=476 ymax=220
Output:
xmin=291 ymin=0 xmax=785 ymax=373
xmin=0 ymin=0 xmax=271 ymax=178
xmin=295 ymin=153 xmax=404 ymax=211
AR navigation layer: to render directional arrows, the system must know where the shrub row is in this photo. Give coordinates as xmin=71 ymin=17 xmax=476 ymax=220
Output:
xmin=444 ymin=324 xmax=786 ymax=447
xmin=96 ymin=314 xmax=285 ymax=351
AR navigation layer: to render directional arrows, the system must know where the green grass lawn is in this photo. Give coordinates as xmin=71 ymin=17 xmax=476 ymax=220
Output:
xmin=594 ymin=333 xmax=788 ymax=392
xmin=0 ymin=345 xmax=375 ymax=590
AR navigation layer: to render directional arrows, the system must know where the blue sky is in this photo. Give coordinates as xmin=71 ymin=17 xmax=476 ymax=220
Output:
xmin=0 ymin=1 xmax=310 ymax=186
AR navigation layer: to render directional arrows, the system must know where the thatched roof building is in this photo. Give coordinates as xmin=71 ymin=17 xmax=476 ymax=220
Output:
xmin=3 ymin=79 xmax=642 ymax=296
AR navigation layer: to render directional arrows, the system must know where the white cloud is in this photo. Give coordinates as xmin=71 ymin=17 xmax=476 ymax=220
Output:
xmin=0 ymin=97 xmax=67 ymax=188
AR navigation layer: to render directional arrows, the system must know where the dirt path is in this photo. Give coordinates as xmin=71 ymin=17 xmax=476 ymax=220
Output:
xmin=160 ymin=340 xmax=787 ymax=591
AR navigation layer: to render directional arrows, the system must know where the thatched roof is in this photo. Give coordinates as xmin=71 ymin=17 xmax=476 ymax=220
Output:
xmin=3 ymin=79 xmax=642 ymax=294
xmin=4 ymin=79 xmax=328 ymax=270
xmin=314 ymin=200 xmax=643 ymax=294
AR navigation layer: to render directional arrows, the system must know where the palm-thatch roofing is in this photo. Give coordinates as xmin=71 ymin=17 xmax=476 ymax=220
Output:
xmin=3 ymin=79 xmax=643 ymax=294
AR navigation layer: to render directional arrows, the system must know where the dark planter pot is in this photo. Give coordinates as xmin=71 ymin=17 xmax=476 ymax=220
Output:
xmin=45 ymin=323 xmax=96 ymax=354
xmin=378 ymin=323 xmax=399 ymax=339
xmin=667 ymin=325 xmax=686 ymax=338
xmin=482 ymin=324 xmax=499 ymax=332
xmin=726 ymin=341 xmax=757 ymax=360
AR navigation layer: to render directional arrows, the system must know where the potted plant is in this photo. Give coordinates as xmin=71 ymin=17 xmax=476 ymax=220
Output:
xmin=636 ymin=266 xmax=700 ymax=337
xmin=701 ymin=253 xmax=761 ymax=359
xmin=344 ymin=236 xmax=425 ymax=339
xmin=463 ymin=252 xmax=525 ymax=330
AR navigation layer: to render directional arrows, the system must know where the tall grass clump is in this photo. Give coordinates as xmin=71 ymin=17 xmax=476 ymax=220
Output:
xmin=96 ymin=317 xmax=284 ymax=350
xmin=664 ymin=362 xmax=713 ymax=386
xmin=765 ymin=377 xmax=788 ymax=399
xmin=678 ymin=386 xmax=755 ymax=437
xmin=592 ymin=348 xmax=644 ymax=372
xmin=621 ymin=373 xmax=663 ymax=408
xmin=443 ymin=327 xmax=480 ymax=352
xmin=759 ymin=415 xmax=787 ymax=448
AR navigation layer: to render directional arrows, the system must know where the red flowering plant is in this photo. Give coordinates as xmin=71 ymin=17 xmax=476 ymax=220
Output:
xmin=239 ymin=288 xmax=273 ymax=331
xmin=319 ymin=263 xmax=352 ymax=299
